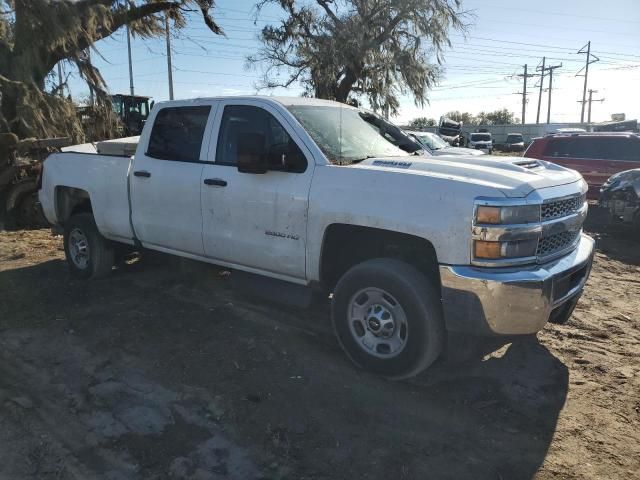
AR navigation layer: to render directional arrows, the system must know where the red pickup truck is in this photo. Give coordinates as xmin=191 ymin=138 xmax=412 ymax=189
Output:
xmin=524 ymin=132 xmax=640 ymax=198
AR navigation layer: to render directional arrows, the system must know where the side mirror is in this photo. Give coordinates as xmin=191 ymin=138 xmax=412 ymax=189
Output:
xmin=267 ymin=141 xmax=307 ymax=173
xmin=237 ymin=132 xmax=267 ymax=174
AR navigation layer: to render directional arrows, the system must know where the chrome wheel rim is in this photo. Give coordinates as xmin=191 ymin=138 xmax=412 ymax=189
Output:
xmin=347 ymin=287 xmax=408 ymax=358
xmin=68 ymin=228 xmax=90 ymax=270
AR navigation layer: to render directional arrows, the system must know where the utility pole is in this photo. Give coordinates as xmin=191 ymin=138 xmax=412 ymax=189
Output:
xmin=536 ymin=56 xmax=546 ymax=124
xmin=126 ymin=22 xmax=135 ymax=95
xmin=545 ymin=63 xmax=562 ymax=124
xmin=165 ymin=14 xmax=174 ymax=100
xmin=587 ymin=89 xmax=605 ymax=123
xmin=577 ymin=41 xmax=599 ymax=123
xmin=57 ymin=62 xmax=63 ymax=97
xmin=517 ymin=64 xmax=536 ymax=124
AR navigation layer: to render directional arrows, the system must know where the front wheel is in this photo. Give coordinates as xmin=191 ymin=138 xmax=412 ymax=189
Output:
xmin=331 ymin=258 xmax=444 ymax=379
xmin=63 ymin=213 xmax=115 ymax=279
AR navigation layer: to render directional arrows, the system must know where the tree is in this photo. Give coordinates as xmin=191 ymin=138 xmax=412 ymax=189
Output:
xmin=0 ymin=0 xmax=221 ymax=140
xmin=251 ymin=0 xmax=466 ymax=115
xmin=444 ymin=110 xmax=476 ymax=125
xmin=483 ymin=108 xmax=515 ymax=125
xmin=408 ymin=117 xmax=436 ymax=129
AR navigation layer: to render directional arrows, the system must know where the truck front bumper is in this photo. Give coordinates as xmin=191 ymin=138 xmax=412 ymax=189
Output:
xmin=439 ymin=233 xmax=595 ymax=336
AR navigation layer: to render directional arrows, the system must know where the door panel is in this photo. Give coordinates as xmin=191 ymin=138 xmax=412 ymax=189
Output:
xmin=130 ymin=103 xmax=215 ymax=255
xmin=201 ymin=101 xmax=313 ymax=279
xmin=130 ymin=159 xmax=205 ymax=253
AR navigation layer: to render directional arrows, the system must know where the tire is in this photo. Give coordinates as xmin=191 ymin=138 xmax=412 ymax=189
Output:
xmin=63 ymin=213 xmax=115 ymax=279
xmin=331 ymin=258 xmax=444 ymax=379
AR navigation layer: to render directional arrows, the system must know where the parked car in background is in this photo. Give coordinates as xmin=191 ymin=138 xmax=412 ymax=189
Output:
xmin=599 ymin=168 xmax=640 ymax=234
xmin=406 ymin=131 xmax=485 ymax=156
xmin=503 ymin=133 xmax=525 ymax=152
xmin=467 ymin=132 xmax=493 ymax=153
xmin=524 ymin=132 xmax=640 ymax=198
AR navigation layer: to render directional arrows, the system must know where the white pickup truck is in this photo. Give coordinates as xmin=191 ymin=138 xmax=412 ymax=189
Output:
xmin=39 ymin=96 xmax=595 ymax=378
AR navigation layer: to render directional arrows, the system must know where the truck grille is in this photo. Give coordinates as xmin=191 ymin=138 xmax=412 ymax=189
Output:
xmin=541 ymin=194 xmax=585 ymax=221
xmin=537 ymin=230 xmax=580 ymax=257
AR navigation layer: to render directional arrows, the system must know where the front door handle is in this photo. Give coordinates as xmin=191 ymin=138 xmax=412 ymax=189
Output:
xmin=133 ymin=170 xmax=151 ymax=178
xmin=204 ymin=178 xmax=227 ymax=187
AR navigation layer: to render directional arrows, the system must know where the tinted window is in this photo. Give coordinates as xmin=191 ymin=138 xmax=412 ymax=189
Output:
xmin=544 ymin=136 xmax=640 ymax=161
xmin=619 ymin=137 xmax=640 ymax=161
xmin=147 ymin=106 xmax=211 ymax=162
xmin=471 ymin=133 xmax=491 ymax=141
xmin=592 ymin=137 xmax=640 ymax=161
xmin=570 ymin=137 xmax=602 ymax=159
xmin=216 ymin=105 xmax=307 ymax=172
xmin=543 ymin=137 xmax=573 ymax=158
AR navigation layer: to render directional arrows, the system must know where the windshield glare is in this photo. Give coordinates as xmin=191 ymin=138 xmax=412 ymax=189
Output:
xmin=415 ymin=133 xmax=448 ymax=150
xmin=286 ymin=105 xmax=422 ymax=164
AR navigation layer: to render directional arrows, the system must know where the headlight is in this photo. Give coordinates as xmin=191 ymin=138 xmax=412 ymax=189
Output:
xmin=475 ymin=204 xmax=540 ymax=225
xmin=474 ymin=239 xmax=538 ymax=260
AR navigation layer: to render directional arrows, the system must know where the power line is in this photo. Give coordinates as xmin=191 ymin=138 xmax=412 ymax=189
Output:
xmin=473 ymin=2 xmax=640 ymax=24
xmin=544 ymin=63 xmax=563 ymax=124
xmin=516 ymin=64 xmax=536 ymax=124
xmin=576 ymin=41 xmax=599 ymax=122
xmin=536 ymin=56 xmax=546 ymax=124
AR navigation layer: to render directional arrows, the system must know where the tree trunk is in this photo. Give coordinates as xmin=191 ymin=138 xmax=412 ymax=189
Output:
xmin=334 ymin=69 xmax=359 ymax=103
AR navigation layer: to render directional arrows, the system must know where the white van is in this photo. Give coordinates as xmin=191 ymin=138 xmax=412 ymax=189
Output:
xmin=468 ymin=132 xmax=493 ymax=153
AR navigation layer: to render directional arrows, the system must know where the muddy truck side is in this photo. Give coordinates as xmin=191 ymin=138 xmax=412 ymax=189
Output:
xmin=39 ymin=96 xmax=595 ymax=379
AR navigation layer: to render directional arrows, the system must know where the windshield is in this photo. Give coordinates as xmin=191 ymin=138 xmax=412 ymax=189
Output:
xmin=507 ymin=134 xmax=523 ymax=142
xmin=415 ymin=132 xmax=448 ymax=150
xmin=286 ymin=105 xmax=422 ymax=164
xmin=471 ymin=133 xmax=491 ymax=142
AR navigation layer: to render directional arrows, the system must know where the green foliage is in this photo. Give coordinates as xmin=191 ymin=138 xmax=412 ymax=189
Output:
xmin=444 ymin=109 xmax=516 ymax=126
xmin=444 ymin=110 xmax=476 ymax=124
xmin=251 ymin=0 xmax=467 ymax=115
xmin=481 ymin=108 xmax=516 ymax=125
xmin=408 ymin=117 xmax=437 ymax=128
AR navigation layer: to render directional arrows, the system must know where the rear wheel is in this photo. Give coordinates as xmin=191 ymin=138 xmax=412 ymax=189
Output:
xmin=332 ymin=258 xmax=444 ymax=379
xmin=63 ymin=213 xmax=115 ymax=279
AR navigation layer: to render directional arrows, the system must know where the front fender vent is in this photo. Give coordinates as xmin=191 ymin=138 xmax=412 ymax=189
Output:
xmin=515 ymin=160 xmax=542 ymax=169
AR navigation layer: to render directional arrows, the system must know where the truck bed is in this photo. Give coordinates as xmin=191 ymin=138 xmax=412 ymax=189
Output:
xmin=39 ymin=151 xmax=134 ymax=244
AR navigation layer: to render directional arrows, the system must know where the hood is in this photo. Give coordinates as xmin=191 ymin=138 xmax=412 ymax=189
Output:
xmin=434 ymin=146 xmax=485 ymax=156
xmin=352 ymin=155 xmax=582 ymax=198
xmin=602 ymin=168 xmax=640 ymax=194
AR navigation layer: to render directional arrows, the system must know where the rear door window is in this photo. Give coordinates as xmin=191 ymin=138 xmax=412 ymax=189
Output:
xmin=543 ymin=138 xmax=574 ymax=158
xmin=570 ymin=137 xmax=602 ymax=159
xmin=147 ymin=106 xmax=211 ymax=162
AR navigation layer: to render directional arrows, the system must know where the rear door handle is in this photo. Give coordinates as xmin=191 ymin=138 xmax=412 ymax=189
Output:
xmin=133 ymin=170 xmax=151 ymax=178
xmin=204 ymin=178 xmax=227 ymax=187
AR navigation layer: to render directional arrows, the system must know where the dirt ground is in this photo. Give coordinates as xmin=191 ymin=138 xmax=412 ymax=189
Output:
xmin=0 ymin=213 xmax=639 ymax=479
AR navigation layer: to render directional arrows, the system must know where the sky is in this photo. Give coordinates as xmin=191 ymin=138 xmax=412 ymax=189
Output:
xmin=64 ymin=0 xmax=640 ymax=125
